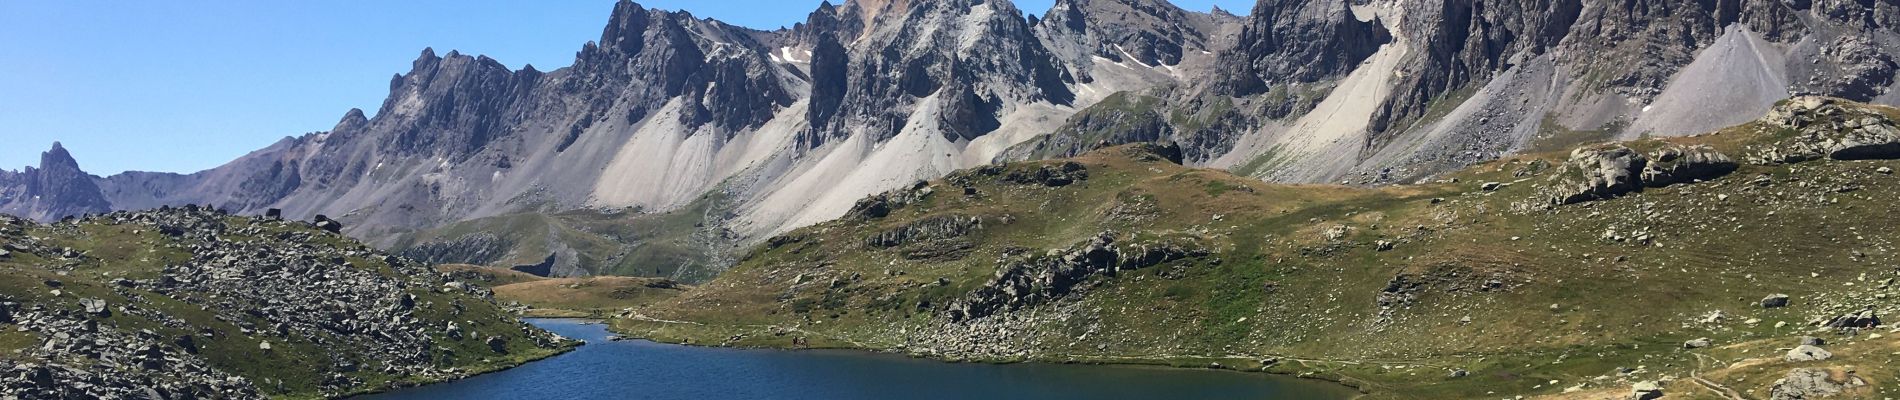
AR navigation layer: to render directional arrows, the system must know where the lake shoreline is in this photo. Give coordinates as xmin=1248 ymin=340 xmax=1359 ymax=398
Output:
xmin=341 ymin=320 xmax=587 ymax=399
xmin=601 ymin=318 xmax=1369 ymax=398
xmin=366 ymin=317 xmax=1360 ymax=399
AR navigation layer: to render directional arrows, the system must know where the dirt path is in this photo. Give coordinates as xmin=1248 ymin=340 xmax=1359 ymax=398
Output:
xmin=1690 ymin=353 xmax=1750 ymax=400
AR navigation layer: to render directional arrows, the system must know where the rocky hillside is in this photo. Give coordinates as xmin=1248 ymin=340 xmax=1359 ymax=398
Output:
xmin=0 ymin=207 xmax=573 ymax=398
xmin=617 ymin=97 xmax=1899 ymax=399
xmin=4 ymin=0 xmax=1897 ymax=279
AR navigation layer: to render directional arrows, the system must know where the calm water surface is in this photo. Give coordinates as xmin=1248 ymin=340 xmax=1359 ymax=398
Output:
xmin=362 ymin=319 xmax=1354 ymax=400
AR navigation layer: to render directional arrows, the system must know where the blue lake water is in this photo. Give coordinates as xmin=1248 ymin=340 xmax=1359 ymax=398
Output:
xmin=361 ymin=318 xmax=1355 ymax=400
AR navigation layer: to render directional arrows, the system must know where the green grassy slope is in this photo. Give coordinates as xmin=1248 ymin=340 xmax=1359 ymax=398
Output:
xmin=613 ymin=99 xmax=1900 ymax=399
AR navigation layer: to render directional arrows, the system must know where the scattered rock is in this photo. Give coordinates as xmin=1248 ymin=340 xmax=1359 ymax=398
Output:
xmin=1683 ymin=337 xmax=1713 ymax=349
xmin=78 ymin=298 xmax=108 ymax=317
xmin=1761 ymin=294 xmax=1791 ymax=308
xmin=1798 ymin=336 xmax=1825 ymax=346
xmin=1823 ymin=308 xmax=1881 ymax=329
xmin=312 ymin=215 xmax=344 ymax=234
xmin=1785 ymin=345 xmax=1833 ymax=362
xmin=1630 ymin=381 xmax=1664 ymax=400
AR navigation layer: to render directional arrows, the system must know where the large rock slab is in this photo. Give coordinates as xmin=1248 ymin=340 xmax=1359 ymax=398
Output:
xmin=1641 ymin=144 xmax=1738 ymax=187
xmin=1769 ymin=368 xmax=1866 ymax=400
xmin=1542 ymin=145 xmax=1648 ymax=205
xmin=1750 ymin=96 xmax=1900 ymax=163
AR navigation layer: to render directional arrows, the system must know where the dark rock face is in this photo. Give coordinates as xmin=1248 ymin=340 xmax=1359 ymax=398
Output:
xmin=1215 ymin=0 xmax=1391 ymax=96
xmin=1005 ymin=161 xmax=1090 ymax=187
xmin=313 ymin=214 xmax=344 ymax=233
xmin=0 ymin=143 xmax=112 ymax=222
xmin=1823 ymin=308 xmax=1881 ymax=329
xmin=510 ymin=253 xmax=557 ymax=277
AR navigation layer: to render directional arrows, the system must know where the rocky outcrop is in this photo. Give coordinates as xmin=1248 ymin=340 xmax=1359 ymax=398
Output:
xmin=1641 ymin=144 xmax=1738 ymax=187
xmin=1541 ymin=142 xmax=1739 ymax=205
xmin=866 ymin=214 xmax=982 ymax=248
xmin=844 ymin=180 xmax=939 ymax=221
xmin=1769 ymin=368 xmax=1866 ymax=400
xmin=1542 ymin=145 xmax=1648 ymax=205
xmin=1750 ymin=96 xmax=1900 ymax=163
xmin=1785 ymin=345 xmax=1833 ymax=362
xmin=1004 ymin=161 xmax=1090 ymax=187
xmin=1821 ymin=308 xmax=1881 ymax=329
xmin=945 ymin=232 xmax=1206 ymax=322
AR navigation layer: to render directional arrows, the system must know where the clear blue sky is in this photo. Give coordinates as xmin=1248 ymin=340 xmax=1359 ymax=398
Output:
xmin=0 ymin=0 xmax=1252 ymax=175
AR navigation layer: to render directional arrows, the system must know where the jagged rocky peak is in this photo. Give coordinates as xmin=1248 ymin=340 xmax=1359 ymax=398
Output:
xmin=803 ymin=0 xmax=1074 ymax=146
xmin=335 ymin=107 xmax=369 ymax=132
xmin=0 ymin=142 xmax=112 ymax=222
xmin=1214 ymin=0 xmax=1389 ymax=96
xmin=1037 ymin=0 xmax=1217 ymax=68
xmin=374 ymin=46 xmax=533 ymax=157
xmin=572 ymin=0 xmax=794 ymax=134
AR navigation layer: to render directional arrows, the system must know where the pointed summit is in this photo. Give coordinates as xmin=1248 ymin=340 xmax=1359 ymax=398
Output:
xmin=40 ymin=141 xmax=78 ymax=170
xmin=600 ymin=0 xmax=654 ymax=55
xmin=335 ymin=108 xmax=370 ymax=132
xmin=0 ymin=140 xmax=111 ymax=221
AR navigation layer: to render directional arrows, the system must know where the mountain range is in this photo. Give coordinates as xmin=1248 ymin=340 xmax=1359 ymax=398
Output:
xmin=4 ymin=0 xmax=1897 ymax=278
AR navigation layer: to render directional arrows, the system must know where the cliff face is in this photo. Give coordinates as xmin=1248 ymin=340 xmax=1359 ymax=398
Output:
xmin=6 ymin=0 xmax=1898 ymax=277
